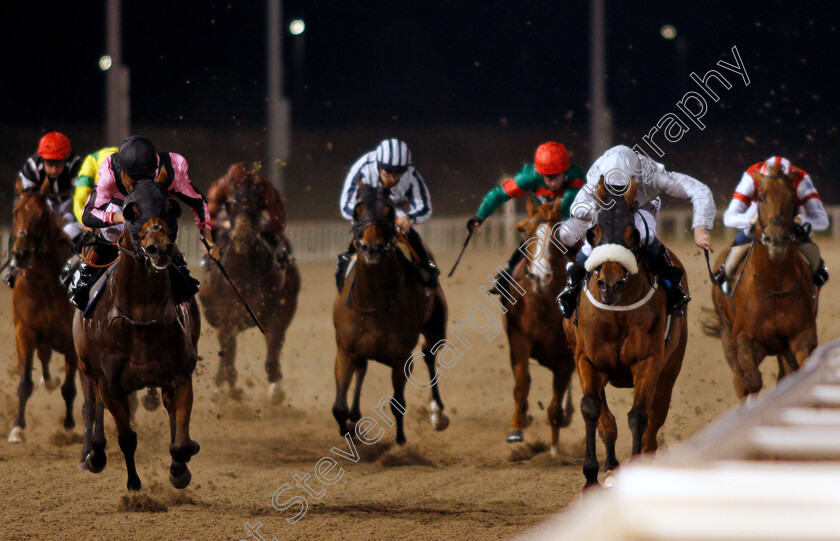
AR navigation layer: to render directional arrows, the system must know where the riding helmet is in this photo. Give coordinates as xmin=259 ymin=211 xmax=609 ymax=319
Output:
xmin=375 ymin=138 xmax=411 ymax=174
xmin=534 ymin=142 xmax=569 ymax=175
xmin=118 ymin=135 xmax=158 ymax=178
xmin=37 ymin=132 xmax=72 ymax=161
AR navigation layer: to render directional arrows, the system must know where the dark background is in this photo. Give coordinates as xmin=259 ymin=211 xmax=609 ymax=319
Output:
xmin=2 ymin=1 xmax=839 ymax=222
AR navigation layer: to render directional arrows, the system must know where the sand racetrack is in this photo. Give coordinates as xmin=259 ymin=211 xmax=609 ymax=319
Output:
xmin=0 ymin=239 xmax=838 ymax=541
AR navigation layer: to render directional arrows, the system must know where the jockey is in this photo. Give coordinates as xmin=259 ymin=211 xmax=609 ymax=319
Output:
xmin=3 ymin=132 xmax=82 ymax=287
xmin=336 ymin=138 xmax=438 ymax=290
xmin=467 ymin=141 xmax=585 ymax=295
xmin=67 ymin=135 xmax=219 ymax=310
xmin=556 ymin=145 xmax=715 ymax=317
xmin=712 ymin=157 xmax=829 ymax=291
xmin=72 ymin=146 xmax=119 ymax=224
xmin=205 ymin=162 xmax=291 ymax=266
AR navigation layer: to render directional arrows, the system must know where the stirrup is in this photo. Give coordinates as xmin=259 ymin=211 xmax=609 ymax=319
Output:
xmin=814 ymin=263 xmax=829 ymax=287
xmin=711 ymin=266 xmax=726 ymax=287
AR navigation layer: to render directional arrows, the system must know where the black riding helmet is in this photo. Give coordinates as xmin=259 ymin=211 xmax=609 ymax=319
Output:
xmin=117 ymin=135 xmax=158 ymax=178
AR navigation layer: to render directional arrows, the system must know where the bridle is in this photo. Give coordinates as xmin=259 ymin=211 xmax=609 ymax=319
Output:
xmin=752 ymin=174 xmax=803 ymax=247
xmin=522 ymin=216 xmax=561 ymax=283
xmin=12 ymin=194 xmax=56 ymax=262
xmin=352 ymin=190 xmax=396 ymax=259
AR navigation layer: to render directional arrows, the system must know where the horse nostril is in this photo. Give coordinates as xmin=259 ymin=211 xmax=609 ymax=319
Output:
xmin=146 ymin=245 xmax=159 ymax=256
xmin=597 ymin=280 xmax=606 ymax=290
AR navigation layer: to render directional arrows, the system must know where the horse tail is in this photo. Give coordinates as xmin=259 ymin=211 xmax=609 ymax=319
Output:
xmin=700 ymin=306 xmax=722 ymax=337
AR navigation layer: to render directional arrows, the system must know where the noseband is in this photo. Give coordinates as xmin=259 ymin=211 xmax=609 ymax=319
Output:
xmin=352 ymin=189 xmax=396 ymax=256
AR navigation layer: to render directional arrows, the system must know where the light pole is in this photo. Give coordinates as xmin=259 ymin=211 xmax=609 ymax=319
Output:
xmin=589 ymin=0 xmax=612 ymax=162
xmin=267 ymin=0 xmax=291 ymax=194
xmin=104 ymin=0 xmax=130 ymax=144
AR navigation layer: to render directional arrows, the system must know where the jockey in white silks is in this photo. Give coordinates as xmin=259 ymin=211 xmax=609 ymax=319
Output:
xmin=556 ymin=145 xmax=716 ymax=318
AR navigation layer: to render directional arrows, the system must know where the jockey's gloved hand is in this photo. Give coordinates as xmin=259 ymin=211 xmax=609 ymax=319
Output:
xmin=467 ymin=216 xmax=483 ymax=232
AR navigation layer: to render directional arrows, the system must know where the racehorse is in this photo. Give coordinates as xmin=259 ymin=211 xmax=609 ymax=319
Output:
xmin=8 ymin=178 xmax=78 ymax=443
xmin=200 ymin=173 xmax=300 ymax=401
xmin=504 ymin=197 xmax=575 ymax=455
xmin=563 ymin=177 xmax=688 ymax=488
xmin=707 ymin=164 xmax=818 ymax=398
xmin=332 ymin=184 xmax=449 ymax=444
xmin=73 ymin=173 xmax=201 ymax=491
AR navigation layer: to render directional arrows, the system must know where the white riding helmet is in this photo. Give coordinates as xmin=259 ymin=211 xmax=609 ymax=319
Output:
xmin=375 ymin=138 xmax=411 ymax=173
xmin=599 ymin=145 xmax=644 ymax=187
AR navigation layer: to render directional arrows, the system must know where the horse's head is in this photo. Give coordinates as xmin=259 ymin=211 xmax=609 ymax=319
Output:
xmin=12 ymin=178 xmax=55 ymax=269
xmin=754 ymin=164 xmax=798 ymax=260
xmin=586 ymin=176 xmax=640 ymax=305
xmin=225 ymin=166 xmax=263 ymax=255
xmin=352 ymin=183 xmax=396 ymax=265
xmin=121 ymin=170 xmax=181 ymax=271
xmin=516 ymin=197 xmax=565 ymax=289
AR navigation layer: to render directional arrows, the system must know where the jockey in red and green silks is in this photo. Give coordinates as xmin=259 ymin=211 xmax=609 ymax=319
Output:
xmin=466 ymin=142 xmax=585 ymax=295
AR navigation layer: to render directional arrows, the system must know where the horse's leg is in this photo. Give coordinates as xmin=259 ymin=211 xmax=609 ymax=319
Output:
xmin=735 ymin=334 xmax=764 ymax=398
xmin=264 ymin=324 xmax=286 ymax=403
xmin=142 ymin=387 xmax=161 ymax=411
xmin=166 ymin=379 xmax=200 ymax=490
xmin=215 ymin=328 xmax=240 ymax=398
xmin=578 ymin=355 xmax=609 ymax=488
xmin=642 ymin=355 xmax=682 ymax=453
xmin=60 ymin=351 xmax=78 ymax=430
xmin=776 ymin=351 xmax=798 ymax=382
xmin=97 ymin=380 xmax=141 ymax=491
xmin=349 ymin=360 xmax=368 ymax=428
xmin=507 ymin=332 xmax=532 ymax=443
xmin=9 ymin=328 xmax=35 ymax=443
xmin=720 ymin=325 xmax=749 ymax=399
xmin=37 ymin=345 xmax=60 ymax=391
xmin=597 ymin=390 xmax=619 ymax=472
xmin=421 ymin=292 xmax=449 ymax=431
xmin=547 ymin=361 xmax=575 ymax=457
xmin=391 ymin=362 xmax=409 ymax=445
xmin=78 ymin=373 xmax=96 ymax=469
xmin=628 ymin=355 xmax=662 ymax=456
xmin=790 ymin=328 xmax=818 ymax=370
xmin=332 ymin=350 xmax=356 ymax=437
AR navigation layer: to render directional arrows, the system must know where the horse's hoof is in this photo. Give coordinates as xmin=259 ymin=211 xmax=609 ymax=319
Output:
xmin=507 ymin=429 xmax=524 ymax=443
xmin=229 ymin=387 xmax=244 ymax=402
xmin=603 ymin=470 xmax=617 ymax=489
xmin=268 ymin=382 xmax=285 ymax=404
xmin=429 ymin=400 xmax=449 ymax=431
xmin=127 ymin=475 xmax=142 ymax=491
xmin=550 ymin=445 xmax=559 ymax=458
xmin=85 ymin=451 xmax=106 ymax=473
xmin=7 ymin=426 xmax=23 ymax=444
xmin=169 ymin=462 xmax=192 ymax=489
xmin=41 ymin=376 xmax=61 ymax=392
xmin=142 ymin=390 xmax=161 ymax=411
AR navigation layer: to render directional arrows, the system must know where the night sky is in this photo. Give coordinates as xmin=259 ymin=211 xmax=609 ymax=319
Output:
xmin=2 ymin=1 xmax=839 ymax=219
xmin=4 ymin=1 xmax=838 ymax=129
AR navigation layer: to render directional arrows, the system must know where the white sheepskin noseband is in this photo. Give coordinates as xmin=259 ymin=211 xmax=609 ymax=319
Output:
xmin=585 ymin=244 xmax=638 ymax=274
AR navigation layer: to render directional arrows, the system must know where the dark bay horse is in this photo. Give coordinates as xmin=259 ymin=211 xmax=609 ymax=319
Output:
xmin=8 ymin=178 xmax=78 ymax=443
xmin=200 ymin=173 xmax=300 ymax=401
xmin=333 ymin=184 xmax=449 ymax=444
xmin=73 ymin=174 xmax=201 ymax=491
xmin=563 ymin=177 xmax=688 ymax=488
xmin=708 ymin=165 xmax=818 ymax=398
xmin=504 ymin=197 xmax=575 ymax=455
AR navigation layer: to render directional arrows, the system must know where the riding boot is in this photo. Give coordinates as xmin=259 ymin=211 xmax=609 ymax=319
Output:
xmin=647 ymin=243 xmax=690 ymax=316
xmin=489 ymin=244 xmax=525 ymax=296
xmin=68 ymin=260 xmax=105 ymax=310
xmin=335 ymin=241 xmax=356 ymax=293
xmin=557 ymin=260 xmax=586 ymax=319
xmin=2 ymin=255 xmax=18 ymax=288
xmin=814 ymin=259 xmax=829 ymax=287
xmin=712 ymin=243 xmax=750 ymax=294
xmin=406 ymin=229 xmax=440 ymax=288
xmin=170 ymin=252 xmax=200 ymax=302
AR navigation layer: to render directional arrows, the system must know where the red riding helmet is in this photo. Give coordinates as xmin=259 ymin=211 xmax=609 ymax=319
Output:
xmin=534 ymin=142 xmax=570 ymax=175
xmin=37 ymin=132 xmax=72 ymax=161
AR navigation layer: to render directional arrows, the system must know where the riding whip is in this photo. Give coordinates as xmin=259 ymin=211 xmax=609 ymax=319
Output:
xmin=447 ymin=229 xmax=474 ymax=277
xmin=704 ymin=248 xmax=719 ymax=285
xmin=201 ymin=237 xmax=265 ymax=334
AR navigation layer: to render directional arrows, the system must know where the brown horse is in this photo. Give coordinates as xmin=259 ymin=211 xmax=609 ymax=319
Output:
xmin=708 ymin=165 xmax=818 ymax=398
xmin=73 ymin=175 xmax=201 ymax=491
xmin=504 ymin=197 xmax=575 ymax=454
xmin=200 ymin=173 xmax=300 ymax=401
xmin=8 ymin=178 xmax=78 ymax=443
xmin=333 ymin=184 xmax=449 ymax=444
xmin=563 ymin=177 xmax=688 ymax=488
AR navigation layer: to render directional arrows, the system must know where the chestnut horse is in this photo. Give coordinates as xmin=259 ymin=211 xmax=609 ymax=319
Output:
xmin=333 ymin=184 xmax=449 ymax=444
xmin=73 ymin=175 xmax=201 ymax=491
xmin=563 ymin=177 xmax=687 ymax=488
xmin=708 ymin=165 xmax=818 ymax=398
xmin=200 ymin=174 xmax=300 ymax=401
xmin=8 ymin=178 xmax=78 ymax=443
xmin=504 ymin=197 xmax=575 ymax=454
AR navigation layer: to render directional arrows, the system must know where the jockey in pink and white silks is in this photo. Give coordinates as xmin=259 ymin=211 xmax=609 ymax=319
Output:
xmin=556 ymin=145 xmax=716 ymax=318
xmin=711 ymin=156 xmax=829 ymax=292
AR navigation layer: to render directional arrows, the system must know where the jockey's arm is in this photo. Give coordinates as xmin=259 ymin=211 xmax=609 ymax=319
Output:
xmin=206 ymin=178 xmax=228 ymax=230
xmin=403 ymin=169 xmax=432 ymax=225
xmin=653 ymin=166 xmax=716 ymax=249
xmin=796 ymin=175 xmax=829 ymax=231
